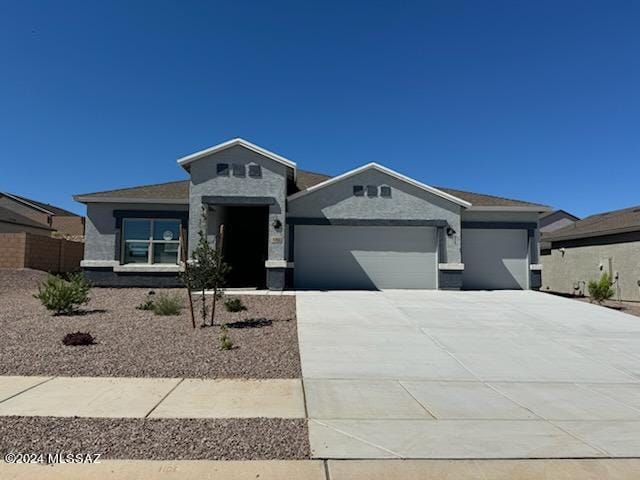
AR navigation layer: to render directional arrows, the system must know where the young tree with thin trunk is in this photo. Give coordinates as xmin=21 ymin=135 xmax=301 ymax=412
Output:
xmin=179 ymin=207 xmax=230 ymax=327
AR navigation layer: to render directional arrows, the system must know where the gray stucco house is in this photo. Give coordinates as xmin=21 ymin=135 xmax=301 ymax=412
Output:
xmin=75 ymin=138 xmax=550 ymax=290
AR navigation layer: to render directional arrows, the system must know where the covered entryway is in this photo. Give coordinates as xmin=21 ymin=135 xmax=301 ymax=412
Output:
xmin=462 ymin=228 xmax=529 ymax=289
xmin=221 ymin=206 xmax=269 ymax=288
xmin=293 ymin=225 xmax=438 ymax=289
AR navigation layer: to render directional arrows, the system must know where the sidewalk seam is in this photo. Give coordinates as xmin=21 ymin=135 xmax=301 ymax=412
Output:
xmin=144 ymin=378 xmax=185 ymax=419
xmin=0 ymin=376 xmax=57 ymax=406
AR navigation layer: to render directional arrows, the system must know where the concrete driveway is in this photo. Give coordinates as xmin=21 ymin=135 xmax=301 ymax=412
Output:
xmin=296 ymin=290 xmax=640 ymax=459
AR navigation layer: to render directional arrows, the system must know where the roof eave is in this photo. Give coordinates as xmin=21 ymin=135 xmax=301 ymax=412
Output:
xmin=287 ymin=162 xmax=472 ymax=208
xmin=1 ymin=192 xmax=56 ymax=216
xmin=547 ymin=225 xmax=640 ymax=243
xmin=467 ymin=205 xmax=552 ymax=213
xmin=177 ymin=138 xmax=297 ymax=173
xmin=73 ymin=196 xmax=189 ymax=205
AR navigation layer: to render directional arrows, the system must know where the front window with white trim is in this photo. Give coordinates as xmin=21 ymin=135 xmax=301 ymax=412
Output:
xmin=122 ymin=219 xmax=181 ymax=264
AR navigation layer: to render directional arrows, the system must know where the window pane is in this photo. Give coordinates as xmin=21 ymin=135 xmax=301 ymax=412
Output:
xmin=380 ymin=186 xmax=392 ymax=197
xmin=153 ymin=220 xmax=180 ymax=241
xmin=123 ymin=219 xmax=150 ymax=240
xmin=217 ymin=163 xmax=229 ymax=176
xmin=124 ymin=242 xmax=150 ymax=263
xmin=366 ymin=185 xmax=378 ymax=197
xmin=232 ymin=163 xmax=246 ymax=177
xmin=353 ymin=185 xmax=364 ymax=196
xmin=248 ymin=165 xmax=262 ymax=177
xmin=153 ymin=242 xmax=179 ymax=264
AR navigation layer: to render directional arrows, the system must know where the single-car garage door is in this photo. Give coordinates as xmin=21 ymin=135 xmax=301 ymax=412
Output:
xmin=294 ymin=225 xmax=437 ymax=289
xmin=462 ymin=228 xmax=529 ymax=290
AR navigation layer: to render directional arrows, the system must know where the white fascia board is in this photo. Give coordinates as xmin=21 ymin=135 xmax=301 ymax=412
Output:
xmin=74 ymin=197 xmax=189 ymax=205
xmin=287 ymin=163 xmax=472 ymax=208
xmin=177 ymin=138 xmax=297 ymax=172
xmin=467 ymin=206 xmax=552 ymax=213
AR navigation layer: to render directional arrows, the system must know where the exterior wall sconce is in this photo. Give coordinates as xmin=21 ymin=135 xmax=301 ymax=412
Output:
xmin=272 ymin=219 xmax=282 ymax=229
xmin=446 ymin=227 xmax=456 ymax=237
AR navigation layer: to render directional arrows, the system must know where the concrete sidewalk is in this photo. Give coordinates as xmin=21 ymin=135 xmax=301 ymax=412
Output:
xmin=2 ymin=459 xmax=640 ymax=479
xmin=0 ymin=376 xmax=305 ymax=419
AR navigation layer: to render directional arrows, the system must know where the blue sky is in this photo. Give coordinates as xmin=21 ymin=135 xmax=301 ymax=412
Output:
xmin=1 ymin=1 xmax=638 ymax=217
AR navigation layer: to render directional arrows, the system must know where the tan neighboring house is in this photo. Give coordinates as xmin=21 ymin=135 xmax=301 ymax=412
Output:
xmin=0 ymin=192 xmax=84 ymax=239
xmin=0 ymin=206 xmax=55 ymax=235
xmin=541 ymin=205 xmax=640 ymax=301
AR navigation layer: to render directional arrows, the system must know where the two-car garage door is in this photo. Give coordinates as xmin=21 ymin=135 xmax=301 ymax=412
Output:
xmin=294 ymin=225 xmax=437 ymax=290
xmin=293 ymin=225 xmax=530 ymax=290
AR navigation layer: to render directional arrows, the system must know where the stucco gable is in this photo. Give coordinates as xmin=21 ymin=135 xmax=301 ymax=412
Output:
xmin=288 ymin=163 xmax=471 ymax=208
xmin=177 ymin=138 xmax=296 ymax=172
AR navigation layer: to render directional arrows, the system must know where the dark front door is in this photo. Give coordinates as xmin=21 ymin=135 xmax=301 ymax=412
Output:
xmin=222 ymin=206 xmax=269 ymax=288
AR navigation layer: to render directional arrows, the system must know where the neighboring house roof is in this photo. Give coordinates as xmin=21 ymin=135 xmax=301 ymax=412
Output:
xmin=288 ymin=163 xmax=473 ymax=208
xmin=0 ymin=206 xmax=54 ymax=231
xmin=1 ymin=192 xmax=80 ymax=217
xmin=544 ymin=205 xmax=640 ymax=242
xmin=74 ymin=168 xmax=548 ymax=210
xmin=177 ymin=138 xmax=297 ymax=171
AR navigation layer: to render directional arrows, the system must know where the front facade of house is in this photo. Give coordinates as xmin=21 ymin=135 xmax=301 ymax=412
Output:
xmin=75 ymin=138 xmax=549 ymax=290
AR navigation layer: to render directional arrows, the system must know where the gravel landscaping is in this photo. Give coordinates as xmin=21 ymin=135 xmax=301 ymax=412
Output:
xmin=0 ymin=416 xmax=309 ymax=460
xmin=0 ymin=269 xmax=301 ymax=378
xmin=542 ymin=290 xmax=640 ymax=318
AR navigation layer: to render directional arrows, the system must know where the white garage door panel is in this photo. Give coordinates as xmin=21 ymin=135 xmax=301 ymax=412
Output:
xmin=294 ymin=225 xmax=437 ymax=289
xmin=462 ymin=228 xmax=528 ymax=290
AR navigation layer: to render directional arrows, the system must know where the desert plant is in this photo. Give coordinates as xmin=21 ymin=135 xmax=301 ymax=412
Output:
xmin=219 ymin=325 xmax=234 ymax=350
xmin=62 ymin=331 xmax=95 ymax=346
xmin=136 ymin=293 xmax=156 ymax=311
xmin=224 ymin=297 xmax=246 ymax=313
xmin=34 ymin=273 xmax=91 ymax=315
xmin=588 ymin=273 xmax=615 ymax=305
xmin=151 ymin=293 xmax=182 ymax=316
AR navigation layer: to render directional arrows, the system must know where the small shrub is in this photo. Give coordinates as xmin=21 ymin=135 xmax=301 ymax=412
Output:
xmin=62 ymin=331 xmax=95 ymax=346
xmin=588 ymin=273 xmax=615 ymax=305
xmin=152 ymin=293 xmax=182 ymax=316
xmin=224 ymin=297 xmax=246 ymax=312
xmin=34 ymin=273 xmax=91 ymax=315
xmin=136 ymin=298 xmax=155 ymax=311
xmin=219 ymin=325 xmax=234 ymax=350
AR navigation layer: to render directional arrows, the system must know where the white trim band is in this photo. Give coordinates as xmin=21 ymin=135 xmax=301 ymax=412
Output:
xmin=530 ymin=264 xmax=543 ymax=271
xmin=439 ymin=263 xmax=464 ymax=271
xmin=113 ymin=264 xmax=184 ymax=273
xmin=80 ymin=260 xmax=119 ymax=268
xmin=177 ymin=138 xmax=297 ymax=170
xmin=265 ymin=260 xmax=294 ymax=268
xmin=287 ymin=162 xmax=472 ymax=208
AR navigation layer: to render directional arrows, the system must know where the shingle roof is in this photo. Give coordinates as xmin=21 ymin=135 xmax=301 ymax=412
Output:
xmin=74 ymin=180 xmax=190 ymax=202
xmin=74 ymin=170 xmax=548 ymax=209
xmin=2 ymin=192 xmax=80 ymax=216
xmin=434 ymin=187 xmax=548 ymax=209
xmin=0 ymin=206 xmax=54 ymax=230
xmin=543 ymin=205 xmax=640 ymax=242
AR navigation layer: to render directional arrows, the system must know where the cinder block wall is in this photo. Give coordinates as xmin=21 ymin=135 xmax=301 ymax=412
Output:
xmin=51 ymin=215 xmax=85 ymax=237
xmin=0 ymin=233 xmax=27 ymax=268
xmin=0 ymin=233 xmax=84 ymax=272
